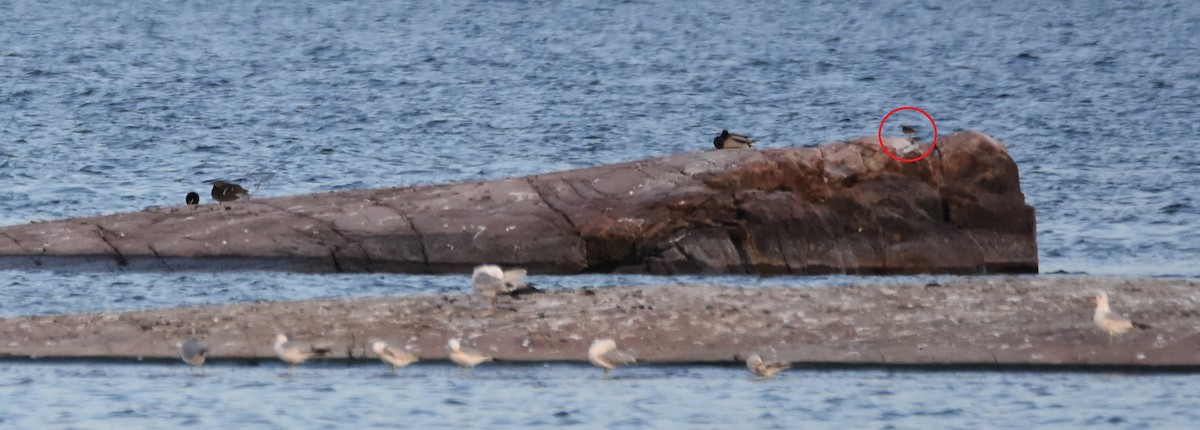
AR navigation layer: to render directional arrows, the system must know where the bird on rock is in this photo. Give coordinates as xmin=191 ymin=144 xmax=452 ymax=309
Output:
xmin=899 ymin=124 xmax=942 ymax=159
xmin=185 ymin=192 xmax=200 ymax=206
xmin=713 ymin=129 xmax=755 ymax=149
xmin=1093 ymin=291 xmax=1151 ymax=346
xmin=210 ymin=180 xmax=249 ymax=202
xmin=471 ymin=264 xmax=540 ymax=298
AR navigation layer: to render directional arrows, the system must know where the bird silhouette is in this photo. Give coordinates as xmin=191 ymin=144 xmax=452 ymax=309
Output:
xmin=713 ymin=129 xmax=755 ymax=149
xmin=210 ymin=181 xmax=249 ymax=202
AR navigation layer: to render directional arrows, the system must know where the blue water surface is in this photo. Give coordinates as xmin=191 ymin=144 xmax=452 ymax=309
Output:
xmin=2 ymin=362 xmax=1197 ymax=429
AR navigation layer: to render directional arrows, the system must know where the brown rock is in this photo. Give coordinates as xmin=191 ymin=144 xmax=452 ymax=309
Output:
xmin=0 ymin=131 xmax=1035 ymax=274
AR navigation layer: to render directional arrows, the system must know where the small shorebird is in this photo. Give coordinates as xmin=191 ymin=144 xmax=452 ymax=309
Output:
xmin=588 ymin=338 xmax=636 ymax=379
xmin=713 ymin=129 xmax=755 ymax=149
xmin=1093 ymin=291 xmax=1151 ymax=346
xmin=370 ymin=340 xmax=419 ymax=375
xmin=178 ymin=338 xmax=208 ymax=375
xmin=746 ymin=354 xmax=790 ymax=379
xmin=273 ymin=333 xmax=331 ymax=373
xmin=185 ymin=192 xmax=200 ymax=206
xmin=899 ymin=124 xmax=942 ymax=159
xmin=446 ymin=338 xmax=492 ymax=375
xmin=210 ymin=180 xmax=249 ymax=202
xmin=471 ymin=264 xmax=540 ymax=298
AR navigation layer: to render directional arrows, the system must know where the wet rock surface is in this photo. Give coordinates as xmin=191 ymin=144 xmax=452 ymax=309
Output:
xmin=2 ymin=277 xmax=1196 ymax=367
xmin=0 ymin=131 xmax=1036 ymax=274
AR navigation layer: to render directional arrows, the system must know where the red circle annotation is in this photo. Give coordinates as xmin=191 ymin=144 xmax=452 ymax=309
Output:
xmin=877 ymin=106 xmax=938 ymax=163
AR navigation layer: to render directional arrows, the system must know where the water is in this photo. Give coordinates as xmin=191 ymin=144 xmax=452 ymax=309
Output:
xmin=2 ymin=0 xmax=1199 ymax=427
xmin=0 ymin=269 xmax=937 ymax=318
xmin=2 ymin=362 xmax=1196 ymax=429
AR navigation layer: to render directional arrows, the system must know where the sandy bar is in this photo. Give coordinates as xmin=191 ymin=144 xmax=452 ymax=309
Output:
xmin=2 ymin=276 xmax=1197 ymax=367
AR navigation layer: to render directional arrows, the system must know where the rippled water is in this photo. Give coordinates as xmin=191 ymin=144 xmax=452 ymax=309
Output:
xmin=2 ymin=0 xmax=1199 ymax=427
xmin=0 ymin=269 xmax=942 ymax=318
xmin=2 ymin=362 xmax=1197 ymax=429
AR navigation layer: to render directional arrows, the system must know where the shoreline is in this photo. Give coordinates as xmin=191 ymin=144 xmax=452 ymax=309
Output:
xmin=4 ymin=356 xmax=1200 ymax=374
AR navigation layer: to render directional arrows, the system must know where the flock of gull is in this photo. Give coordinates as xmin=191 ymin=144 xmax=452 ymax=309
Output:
xmin=175 ymin=263 xmax=1146 ymax=380
xmin=175 ymin=264 xmax=792 ymax=380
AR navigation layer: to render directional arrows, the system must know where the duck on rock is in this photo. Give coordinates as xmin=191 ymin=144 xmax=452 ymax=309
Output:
xmin=712 ymin=129 xmax=755 ymax=149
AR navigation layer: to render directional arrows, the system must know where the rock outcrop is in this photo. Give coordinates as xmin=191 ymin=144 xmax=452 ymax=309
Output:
xmin=1 ymin=277 xmax=1195 ymax=367
xmin=0 ymin=131 xmax=1036 ymax=274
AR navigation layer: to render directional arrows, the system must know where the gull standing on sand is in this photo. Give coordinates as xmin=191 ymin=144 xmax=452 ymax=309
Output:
xmin=370 ymin=340 xmax=419 ymax=375
xmin=446 ymin=338 xmax=492 ymax=375
xmin=471 ymin=264 xmax=540 ymax=298
xmin=746 ymin=354 xmax=790 ymax=379
xmin=273 ymin=333 xmax=331 ymax=373
xmin=1093 ymin=291 xmax=1151 ymax=346
xmin=178 ymin=338 xmax=208 ymax=375
xmin=588 ymin=339 xmax=637 ymax=379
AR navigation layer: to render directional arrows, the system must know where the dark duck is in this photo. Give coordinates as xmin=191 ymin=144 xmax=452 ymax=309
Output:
xmin=900 ymin=125 xmax=919 ymax=142
xmin=713 ymin=129 xmax=755 ymax=149
xmin=210 ymin=180 xmax=250 ymax=202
